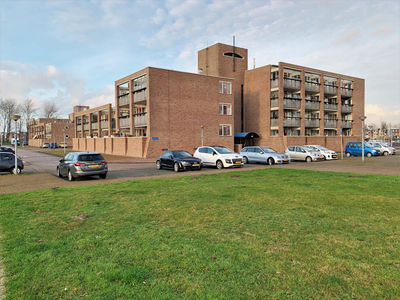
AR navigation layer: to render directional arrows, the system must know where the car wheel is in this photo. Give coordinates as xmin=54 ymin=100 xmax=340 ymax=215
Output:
xmin=267 ymin=157 xmax=274 ymax=165
xmin=383 ymin=151 xmax=388 ymax=156
xmin=174 ymin=162 xmax=180 ymax=172
xmin=216 ymin=160 xmax=224 ymax=169
xmin=156 ymin=160 xmax=162 ymax=170
xmin=346 ymin=152 xmax=351 ymax=157
xmin=57 ymin=167 xmax=63 ymax=178
xmin=68 ymin=170 xmax=76 ymax=181
xmin=10 ymin=167 xmax=21 ymax=174
xmin=366 ymin=152 xmax=372 ymax=157
xmin=243 ymin=156 xmax=248 ymax=164
xmin=306 ymin=156 xmax=312 ymax=163
xmin=99 ymin=174 xmax=107 ymax=179
xmin=323 ymin=155 xmax=327 ymax=160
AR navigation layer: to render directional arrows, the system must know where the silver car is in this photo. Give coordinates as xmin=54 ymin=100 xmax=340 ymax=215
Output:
xmin=57 ymin=151 xmax=108 ymax=181
xmin=240 ymin=146 xmax=290 ymax=165
xmin=366 ymin=142 xmax=395 ymax=156
xmin=305 ymin=145 xmax=338 ymax=160
xmin=285 ymin=146 xmax=324 ymax=162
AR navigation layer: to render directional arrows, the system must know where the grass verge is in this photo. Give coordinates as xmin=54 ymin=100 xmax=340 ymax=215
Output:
xmin=0 ymin=168 xmax=399 ymax=299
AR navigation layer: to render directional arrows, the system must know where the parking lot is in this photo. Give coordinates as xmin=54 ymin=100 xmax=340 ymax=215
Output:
xmin=0 ymin=147 xmax=399 ymax=195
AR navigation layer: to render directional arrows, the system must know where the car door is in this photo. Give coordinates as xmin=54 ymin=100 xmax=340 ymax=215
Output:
xmin=164 ymin=152 xmax=175 ymax=169
xmin=254 ymin=147 xmax=264 ymax=163
xmin=246 ymin=147 xmax=256 ymax=162
xmin=286 ymin=147 xmax=295 ymax=160
xmin=59 ymin=153 xmax=73 ymax=176
xmin=0 ymin=153 xmax=14 ymax=171
xmin=296 ymin=147 xmax=306 ymax=160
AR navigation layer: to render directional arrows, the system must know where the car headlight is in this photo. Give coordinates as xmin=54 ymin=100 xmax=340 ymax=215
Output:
xmin=181 ymin=161 xmax=191 ymax=166
xmin=372 ymin=150 xmax=376 ymax=153
xmin=225 ymin=159 xmax=232 ymax=164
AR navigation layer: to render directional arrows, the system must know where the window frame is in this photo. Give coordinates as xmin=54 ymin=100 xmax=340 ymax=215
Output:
xmin=219 ymin=124 xmax=232 ymax=136
xmin=219 ymin=103 xmax=232 ymax=115
xmin=219 ymin=81 xmax=232 ymax=94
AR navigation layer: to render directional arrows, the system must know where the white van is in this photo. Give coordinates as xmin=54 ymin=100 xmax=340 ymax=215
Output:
xmin=194 ymin=146 xmax=243 ymax=169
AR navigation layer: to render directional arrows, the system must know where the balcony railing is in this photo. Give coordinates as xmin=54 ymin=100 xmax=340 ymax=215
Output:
xmin=305 ymin=101 xmax=320 ymax=110
xmin=283 ymin=98 xmax=301 ymax=109
xmin=134 ymin=114 xmax=147 ymax=126
xmin=119 ymin=117 xmax=130 ymax=128
xmin=324 ymin=120 xmax=337 ymax=128
xmin=270 ymin=118 xmax=278 ymax=126
xmin=283 ymin=78 xmax=301 ymax=90
xmin=324 ymin=103 xmax=337 ymax=111
xmin=324 ymin=85 xmax=337 ymax=95
xmin=119 ymin=94 xmax=129 ymax=106
xmin=283 ymin=117 xmax=301 ymax=127
xmin=134 ymin=90 xmax=147 ymax=103
xmin=305 ymin=81 xmax=320 ymax=92
xmin=271 ymin=98 xmax=278 ymax=108
xmin=271 ymin=79 xmax=279 ymax=89
xmin=341 ymin=120 xmax=353 ymax=129
xmin=84 ymin=124 xmax=89 ymax=131
xmin=341 ymin=105 xmax=353 ymax=113
xmin=92 ymin=123 xmax=98 ymax=130
xmin=305 ymin=119 xmax=320 ymax=128
xmin=77 ymin=125 xmax=81 ymax=131
xmin=101 ymin=120 xmax=108 ymax=129
xmin=341 ymin=88 xmax=353 ymax=97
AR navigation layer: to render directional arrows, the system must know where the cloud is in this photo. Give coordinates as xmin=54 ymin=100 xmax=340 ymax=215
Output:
xmin=370 ymin=26 xmax=395 ymax=37
xmin=366 ymin=104 xmax=400 ymax=126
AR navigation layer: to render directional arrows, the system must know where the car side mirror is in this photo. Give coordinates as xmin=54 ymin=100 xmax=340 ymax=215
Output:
xmin=169 ymin=155 xmax=173 ymax=159
xmin=260 ymin=151 xmax=264 ymax=154
xmin=303 ymin=150 xmax=306 ymax=153
xmin=59 ymin=159 xmax=64 ymax=163
xmin=213 ymin=152 xmax=217 ymax=155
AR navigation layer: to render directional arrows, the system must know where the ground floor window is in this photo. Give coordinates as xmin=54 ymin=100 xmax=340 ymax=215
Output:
xmin=270 ymin=130 xmax=278 ymax=136
xmin=135 ymin=128 xmax=147 ymax=137
xmin=219 ymin=125 xmax=232 ymax=136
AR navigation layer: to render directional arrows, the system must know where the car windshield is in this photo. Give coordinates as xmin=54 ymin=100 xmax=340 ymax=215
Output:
xmin=318 ymin=146 xmax=329 ymax=151
xmin=78 ymin=154 xmax=104 ymax=161
xmin=213 ymin=146 xmax=235 ymax=154
xmin=173 ymin=151 xmax=192 ymax=158
xmin=260 ymin=147 xmax=276 ymax=153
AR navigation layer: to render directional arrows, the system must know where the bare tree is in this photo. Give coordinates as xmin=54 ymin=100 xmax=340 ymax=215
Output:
xmin=42 ymin=100 xmax=59 ymax=118
xmin=0 ymin=98 xmax=20 ymax=143
xmin=21 ymin=98 xmax=37 ymax=135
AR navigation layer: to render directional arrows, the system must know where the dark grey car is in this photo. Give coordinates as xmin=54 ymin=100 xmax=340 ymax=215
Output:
xmin=57 ymin=152 xmax=108 ymax=181
xmin=0 ymin=152 xmax=24 ymax=174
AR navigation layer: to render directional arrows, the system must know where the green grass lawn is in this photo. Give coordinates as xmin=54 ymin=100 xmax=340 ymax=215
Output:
xmin=0 ymin=169 xmax=399 ymax=299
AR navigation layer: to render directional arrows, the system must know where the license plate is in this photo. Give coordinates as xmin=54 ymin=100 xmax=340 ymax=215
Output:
xmin=284 ymin=159 xmax=288 ymax=161
xmin=192 ymin=164 xmax=199 ymax=167
xmin=89 ymin=164 xmax=99 ymax=168
xmin=235 ymin=161 xmax=242 ymax=164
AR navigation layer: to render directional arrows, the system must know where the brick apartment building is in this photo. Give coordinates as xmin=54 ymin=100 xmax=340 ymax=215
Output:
xmin=71 ymin=42 xmax=365 ymax=158
xmin=28 ymin=118 xmax=74 ymax=147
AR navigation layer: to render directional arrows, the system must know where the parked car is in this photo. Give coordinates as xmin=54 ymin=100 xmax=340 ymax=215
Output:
xmin=240 ymin=146 xmax=290 ymax=165
xmin=41 ymin=143 xmax=50 ymax=148
xmin=23 ymin=141 xmax=28 ymax=146
xmin=57 ymin=151 xmax=108 ymax=181
xmin=0 ymin=152 xmax=24 ymax=174
xmin=285 ymin=146 xmax=324 ymax=162
xmin=156 ymin=150 xmax=202 ymax=172
xmin=59 ymin=142 xmax=68 ymax=148
xmin=49 ymin=143 xmax=58 ymax=149
xmin=345 ymin=142 xmax=381 ymax=157
xmin=365 ymin=141 xmax=395 ymax=156
xmin=194 ymin=146 xmax=243 ymax=169
xmin=305 ymin=145 xmax=338 ymax=160
xmin=0 ymin=146 xmax=15 ymax=154
xmin=381 ymin=142 xmax=397 ymax=155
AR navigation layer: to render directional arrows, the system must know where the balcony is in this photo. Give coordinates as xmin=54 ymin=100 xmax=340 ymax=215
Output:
xmin=341 ymin=105 xmax=353 ymax=113
xmin=92 ymin=122 xmax=98 ymax=130
xmin=283 ymin=78 xmax=301 ymax=90
xmin=77 ymin=125 xmax=81 ymax=131
xmin=101 ymin=120 xmax=108 ymax=129
xmin=324 ymin=85 xmax=337 ymax=95
xmin=324 ymin=120 xmax=337 ymax=128
xmin=134 ymin=114 xmax=147 ymax=127
xmin=341 ymin=120 xmax=353 ymax=129
xmin=324 ymin=103 xmax=337 ymax=111
xmin=283 ymin=98 xmax=301 ymax=109
xmin=341 ymin=87 xmax=353 ymax=97
xmin=305 ymin=100 xmax=320 ymax=110
xmin=283 ymin=117 xmax=301 ymax=127
xmin=119 ymin=94 xmax=129 ymax=106
xmin=305 ymin=119 xmax=320 ymax=128
xmin=119 ymin=117 xmax=130 ymax=128
xmin=271 ymin=79 xmax=279 ymax=89
xmin=271 ymin=98 xmax=278 ymax=108
xmin=134 ymin=90 xmax=147 ymax=103
xmin=305 ymin=81 xmax=320 ymax=93
xmin=270 ymin=118 xmax=278 ymax=127
xmin=84 ymin=124 xmax=89 ymax=131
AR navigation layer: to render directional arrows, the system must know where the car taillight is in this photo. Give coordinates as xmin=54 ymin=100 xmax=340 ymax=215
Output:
xmin=101 ymin=161 xmax=107 ymax=165
xmin=74 ymin=162 xmax=86 ymax=166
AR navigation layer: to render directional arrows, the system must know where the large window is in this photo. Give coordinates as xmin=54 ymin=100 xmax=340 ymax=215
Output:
xmin=219 ymin=82 xmax=232 ymax=94
xmin=219 ymin=125 xmax=232 ymax=136
xmin=219 ymin=103 xmax=232 ymax=115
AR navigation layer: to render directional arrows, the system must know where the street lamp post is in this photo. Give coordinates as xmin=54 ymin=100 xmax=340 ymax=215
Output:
xmin=200 ymin=125 xmax=204 ymax=146
xmin=359 ymin=115 xmax=367 ymax=163
xmin=10 ymin=115 xmax=21 ymax=174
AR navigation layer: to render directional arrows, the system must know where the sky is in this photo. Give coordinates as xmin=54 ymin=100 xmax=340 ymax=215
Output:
xmin=1 ymin=0 xmax=399 ymax=127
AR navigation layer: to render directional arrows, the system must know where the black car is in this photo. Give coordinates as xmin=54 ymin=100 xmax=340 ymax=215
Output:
xmin=0 ymin=146 xmax=15 ymax=154
xmin=156 ymin=151 xmax=202 ymax=172
xmin=0 ymin=152 xmax=24 ymax=174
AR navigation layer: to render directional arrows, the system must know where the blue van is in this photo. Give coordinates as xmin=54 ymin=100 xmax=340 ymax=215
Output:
xmin=345 ymin=142 xmax=381 ymax=157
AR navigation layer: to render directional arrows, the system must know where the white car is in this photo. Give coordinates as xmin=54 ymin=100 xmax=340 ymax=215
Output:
xmin=366 ymin=141 xmax=395 ymax=156
xmin=285 ymin=146 xmax=324 ymax=162
xmin=193 ymin=146 xmax=243 ymax=169
xmin=305 ymin=145 xmax=338 ymax=160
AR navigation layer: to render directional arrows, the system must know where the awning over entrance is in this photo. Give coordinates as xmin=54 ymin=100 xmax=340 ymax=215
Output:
xmin=234 ymin=132 xmax=260 ymax=139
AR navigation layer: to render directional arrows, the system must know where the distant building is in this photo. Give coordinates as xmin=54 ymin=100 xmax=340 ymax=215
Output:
xmin=29 ymin=118 xmax=74 ymax=147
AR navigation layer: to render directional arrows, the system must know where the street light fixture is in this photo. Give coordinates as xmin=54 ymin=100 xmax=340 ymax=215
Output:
xmin=200 ymin=125 xmax=204 ymax=146
xmin=10 ymin=115 xmax=21 ymax=174
xmin=359 ymin=115 xmax=367 ymax=163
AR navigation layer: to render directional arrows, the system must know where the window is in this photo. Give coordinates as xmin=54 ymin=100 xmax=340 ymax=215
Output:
xmin=219 ymin=82 xmax=232 ymax=94
xmin=219 ymin=125 xmax=232 ymax=136
xmin=219 ymin=103 xmax=232 ymax=115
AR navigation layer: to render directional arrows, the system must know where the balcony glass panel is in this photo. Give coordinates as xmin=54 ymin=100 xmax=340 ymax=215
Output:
xmin=305 ymin=101 xmax=320 ymax=110
xmin=305 ymin=119 xmax=320 ymax=127
xmin=101 ymin=120 xmax=108 ymax=129
xmin=305 ymin=82 xmax=320 ymax=92
xmin=92 ymin=123 xmax=98 ymax=130
xmin=324 ymin=103 xmax=337 ymax=111
xmin=134 ymin=90 xmax=147 ymax=103
xmin=270 ymin=99 xmax=278 ymax=107
xmin=283 ymin=117 xmax=301 ymax=127
xmin=134 ymin=114 xmax=147 ymax=126
xmin=341 ymin=105 xmax=353 ymax=113
xmin=270 ymin=118 xmax=278 ymax=126
xmin=119 ymin=117 xmax=130 ymax=128
xmin=119 ymin=94 xmax=129 ymax=106
xmin=324 ymin=120 xmax=337 ymax=128
xmin=341 ymin=88 xmax=353 ymax=97
xmin=283 ymin=78 xmax=301 ymax=90
xmin=341 ymin=120 xmax=353 ymax=129
xmin=271 ymin=79 xmax=279 ymax=88
xmin=84 ymin=124 xmax=89 ymax=130
xmin=324 ymin=85 xmax=337 ymax=95
xmin=77 ymin=125 xmax=81 ymax=131
xmin=283 ymin=98 xmax=301 ymax=109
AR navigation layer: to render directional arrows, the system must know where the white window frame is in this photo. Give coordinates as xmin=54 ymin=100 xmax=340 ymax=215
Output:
xmin=219 ymin=103 xmax=232 ymax=115
xmin=219 ymin=124 xmax=232 ymax=136
xmin=219 ymin=81 xmax=232 ymax=94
